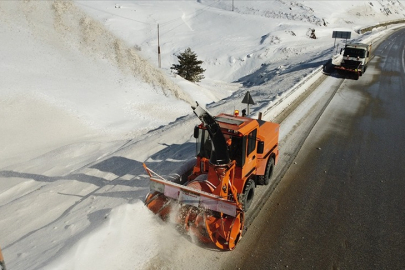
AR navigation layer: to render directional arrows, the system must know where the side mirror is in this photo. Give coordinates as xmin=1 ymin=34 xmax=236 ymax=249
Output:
xmin=257 ymin=141 xmax=264 ymax=154
xmin=194 ymin=126 xmax=199 ymax=139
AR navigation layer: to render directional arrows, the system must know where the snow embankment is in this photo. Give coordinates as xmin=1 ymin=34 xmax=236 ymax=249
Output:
xmin=0 ymin=0 xmax=200 ymax=167
xmin=0 ymin=0 xmax=193 ymax=138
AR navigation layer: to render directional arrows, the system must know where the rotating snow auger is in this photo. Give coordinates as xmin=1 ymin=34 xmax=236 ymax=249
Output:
xmin=144 ymin=103 xmax=279 ymax=250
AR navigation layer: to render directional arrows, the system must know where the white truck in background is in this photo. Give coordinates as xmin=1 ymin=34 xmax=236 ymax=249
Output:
xmin=335 ymin=43 xmax=372 ymax=80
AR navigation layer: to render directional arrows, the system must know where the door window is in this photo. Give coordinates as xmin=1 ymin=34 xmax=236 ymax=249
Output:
xmin=247 ymin=129 xmax=257 ymax=156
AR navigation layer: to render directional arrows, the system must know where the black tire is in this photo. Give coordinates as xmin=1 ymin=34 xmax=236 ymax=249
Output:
xmin=258 ymin=157 xmax=275 ymax=186
xmin=241 ymin=179 xmax=255 ymax=212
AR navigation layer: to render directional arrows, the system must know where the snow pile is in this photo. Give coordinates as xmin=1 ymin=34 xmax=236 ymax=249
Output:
xmin=42 ymin=202 xmax=176 ymax=270
xmin=1 ymin=0 xmax=405 ymax=269
xmin=0 ymin=1 xmax=192 ymax=142
xmin=52 ymin=1 xmax=190 ymax=102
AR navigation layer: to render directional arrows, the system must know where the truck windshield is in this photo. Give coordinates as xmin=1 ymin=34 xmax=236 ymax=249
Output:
xmin=343 ymin=48 xmax=366 ymax=58
xmin=196 ymin=129 xmax=246 ymax=166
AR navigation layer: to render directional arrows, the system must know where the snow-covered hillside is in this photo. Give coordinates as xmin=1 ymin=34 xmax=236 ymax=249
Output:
xmin=0 ymin=1 xmax=404 ymax=269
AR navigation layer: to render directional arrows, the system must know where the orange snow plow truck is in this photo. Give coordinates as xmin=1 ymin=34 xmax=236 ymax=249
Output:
xmin=143 ymin=103 xmax=279 ymax=250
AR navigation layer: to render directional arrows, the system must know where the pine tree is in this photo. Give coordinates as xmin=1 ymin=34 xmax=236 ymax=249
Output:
xmin=171 ymin=48 xmax=205 ymax=82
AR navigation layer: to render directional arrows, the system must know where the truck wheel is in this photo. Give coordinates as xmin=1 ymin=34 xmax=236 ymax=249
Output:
xmin=258 ymin=157 xmax=275 ymax=186
xmin=241 ymin=179 xmax=255 ymax=212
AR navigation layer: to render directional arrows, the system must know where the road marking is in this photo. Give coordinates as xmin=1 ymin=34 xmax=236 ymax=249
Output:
xmin=402 ymin=44 xmax=405 ymax=74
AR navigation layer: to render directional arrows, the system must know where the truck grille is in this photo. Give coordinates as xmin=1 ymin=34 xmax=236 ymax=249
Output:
xmin=342 ymin=60 xmax=361 ymax=69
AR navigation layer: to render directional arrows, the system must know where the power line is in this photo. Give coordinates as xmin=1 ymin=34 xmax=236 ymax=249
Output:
xmin=160 ymin=1 xmax=217 ymax=37
xmin=76 ymin=2 xmax=151 ymax=26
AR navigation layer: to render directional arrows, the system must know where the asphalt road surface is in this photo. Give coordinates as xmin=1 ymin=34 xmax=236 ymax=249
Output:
xmin=223 ymin=28 xmax=405 ymax=269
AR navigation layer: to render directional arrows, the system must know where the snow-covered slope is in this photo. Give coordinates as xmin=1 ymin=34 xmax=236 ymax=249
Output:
xmin=0 ymin=0 xmax=404 ymax=269
xmin=79 ymin=0 xmax=405 ymax=82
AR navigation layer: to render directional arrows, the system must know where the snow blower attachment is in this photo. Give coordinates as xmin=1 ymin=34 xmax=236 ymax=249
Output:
xmin=144 ymin=103 xmax=279 ymax=250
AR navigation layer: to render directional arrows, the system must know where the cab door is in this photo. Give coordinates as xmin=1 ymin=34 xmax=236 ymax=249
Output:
xmin=242 ymin=129 xmax=257 ymax=178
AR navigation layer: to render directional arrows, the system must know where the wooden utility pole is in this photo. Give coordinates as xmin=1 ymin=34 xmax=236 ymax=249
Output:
xmin=157 ymin=24 xmax=161 ymax=68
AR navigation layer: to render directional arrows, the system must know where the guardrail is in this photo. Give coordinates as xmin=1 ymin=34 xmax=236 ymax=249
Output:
xmin=260 ymin=65 xmax=324 ymax=120
xmin=357 ymin=19 xmax=405 ymax=34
